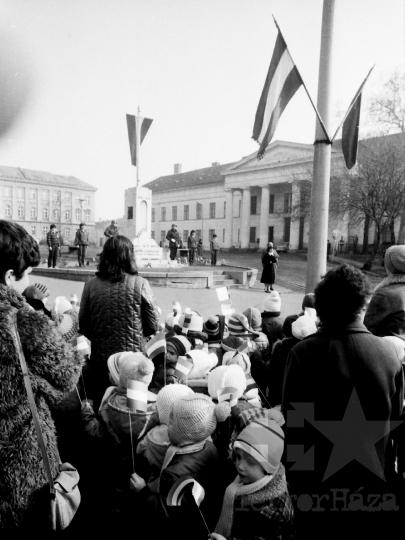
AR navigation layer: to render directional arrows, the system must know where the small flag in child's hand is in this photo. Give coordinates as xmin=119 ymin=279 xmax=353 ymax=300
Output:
xmin=216 ymin=287 xmax=229 ymax=301
xmin=70 ymin=334 xmax=90 ymax=356
xmin=167 ymin=475 xmax=205 ymax=507
xmin=181 ymin=313 xmax=192 ymax=336
xmin=127 ymin=380 xmax=148 ymax=412
xmin=174 ymin=355 xmax=193 ymax=380
xmin=245 ymin=374 xmax=258 ymax=393
xmin=145 ymin=332 xmax=166 ymax=360
xmin=221 ymin=302 xmax=235 ymax=316
xmin=237 ymin=341 xmax=249 ymax=354
xmin=218 ymin=386 xmax=239 ymax=407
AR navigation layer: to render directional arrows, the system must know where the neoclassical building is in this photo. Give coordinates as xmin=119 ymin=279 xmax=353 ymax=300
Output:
xmin=145 ymin=140 xmax=348 ymax=251
xmin=0 ymin=165 xmax=97 ymax=243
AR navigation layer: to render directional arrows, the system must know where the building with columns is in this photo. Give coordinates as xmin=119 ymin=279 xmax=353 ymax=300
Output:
xmin=0 ymin=165 xmax=97 ymax=243
xmin=145 ymin=140 xmax=347 ymax=251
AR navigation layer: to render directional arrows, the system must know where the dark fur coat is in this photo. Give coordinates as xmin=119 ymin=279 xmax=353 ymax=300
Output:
xmin=0 ymin=285 xmax=82 ymax=532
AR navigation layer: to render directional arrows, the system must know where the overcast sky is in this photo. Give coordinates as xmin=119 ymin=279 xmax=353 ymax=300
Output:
xmin=0 ymin=0 xmax=403 ymax=220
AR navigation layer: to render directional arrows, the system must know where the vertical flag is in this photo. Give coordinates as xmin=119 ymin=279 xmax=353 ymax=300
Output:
xmin=145 ymin=332 xmax=166 ymax=360
xmin=174 ymin=355 xmax=193 ymax=380
xmin=252 ymin=30 xmax=303 ymax=159
xmin=127 ymin=380 xmax=148 ymax=412
xmin=126 ymin=114 xmax=153 ymax=166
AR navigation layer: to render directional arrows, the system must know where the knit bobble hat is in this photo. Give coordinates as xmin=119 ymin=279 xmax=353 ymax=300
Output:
xmin=291 ymin=314 xmax=318 ymax=341
xmin=107 ymin=351 xmax=134 ymax=386
xmin=58 ymin=313 xmax=78 ymax=342
xmin=384 ymin=245 xmax=405 ymax=275
xmin=208 ymin=365 xmax=229 ymax=398
xmin=118 ymin=353 xmax=155 ymax=390
xmin=243 ymin=307 xmax=262 ymax=331
xmin=187 ymin=349 xmax=218 ymax=379
xmin=227 ymin=313 xmax=259 ymax=337
xmin=262 ymin=291 xmax=281 ymax=315
xmin=234 ymin=417 xmax=285 ymax=475
xmin=208 ymin=364 xmax=247 ymax=399
xmin=221 ymin=335 xmax=245 ymax=352
xmin=166 ymin=335 xmax=192 ymax=357
xmin=203 ymin=316 xmax=220 ymax=343
xmin=223 ymin=351 xmax=251 ymax=374
xmin=157 ymin=384 xmax=194 ymax=425
xmin=168 ymin=394 xmax=231 ymax=446
xmin=382 ymin=336 xmax=405 ymax=361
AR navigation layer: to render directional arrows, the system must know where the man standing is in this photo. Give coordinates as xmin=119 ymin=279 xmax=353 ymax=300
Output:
xmin=74 ymin=222 xmax=89 ymax=267
xmin=46 ymin=223 xmax=60 ymax=268
xmin=104 ymin=220 xmax=119 ymax=239
xmin=187 ymin=230 xmax=197 ymax=265
xmin=166 ymin=224 xmax=180 ymax=261
xmin=210 ymin=233 xmax=220 ymax=266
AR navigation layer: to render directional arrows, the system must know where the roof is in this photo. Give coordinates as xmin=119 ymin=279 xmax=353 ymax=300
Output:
xmin=143 ymin=162 xmax=235 ymax=193
xmin=0 ymin=165 xmax=97 ymax=191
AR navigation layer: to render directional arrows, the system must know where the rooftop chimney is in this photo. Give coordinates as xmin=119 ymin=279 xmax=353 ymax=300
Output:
xmin=174 ymin=163 xmax=182 ymax=174
xmin=212 ymin=162 xmax=220 ymax=167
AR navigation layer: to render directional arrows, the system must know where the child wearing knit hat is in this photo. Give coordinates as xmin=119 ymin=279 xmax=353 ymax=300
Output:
xmin=212 ymin=416 xmax=294 ymax=540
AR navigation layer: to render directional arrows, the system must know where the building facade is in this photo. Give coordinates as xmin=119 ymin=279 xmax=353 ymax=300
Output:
xmin=0 ymin=165 xmax=97 ymax=244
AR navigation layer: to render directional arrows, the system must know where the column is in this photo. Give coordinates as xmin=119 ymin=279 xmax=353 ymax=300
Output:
xmin=289 ymin=182 xmax=301 ymax=250
xmin=259 ymin=185 xmax=270 ymax=249
xmin=224 ymin=189 xmax=233 ymax=248
xmin=240 ymin=187 xmax=251 ymax=249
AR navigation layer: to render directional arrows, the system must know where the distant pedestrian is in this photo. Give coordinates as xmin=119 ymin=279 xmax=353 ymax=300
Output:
xmin=210 ymin=234 xmax=220 ymax=266
xmin=327 ymin=239 xmax=331 ymax=260
xmin=196 ymin=238 xmax=204 ymax=262
xmin=46 ymin=223 xmax=60 ymax=268
xmin=104 ymin=220 xmax=119 ymax=238
xmin=188 ymin=230 xmax=197 ymax=265
xmin=74 ymin=222 xmax=89 ymax=267
xmin=260 ymin=242 xmax=279 ymax=292
xmin=166 ymin=224 xmax=180 ymax=261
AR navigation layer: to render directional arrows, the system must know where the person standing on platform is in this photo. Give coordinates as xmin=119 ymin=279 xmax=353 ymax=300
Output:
xmin=260 ymin=242 xmax=279 ymax=292
xmin=210 ymin=234 xmax=220 ymax=266
xmin=188 ymin=230 xmax=197 ymax=265
xmin=166 ymin=224 xmax=180 ymax=261
xmin=104 ymin=219 xmax=119 ymax=239
xmin=197 ymin=238 xmax=204 ymax=262
xmin=74 ymin=222 xmax=89 ymax=267
xmin=46 ymin=223 xmax=60 ymax=268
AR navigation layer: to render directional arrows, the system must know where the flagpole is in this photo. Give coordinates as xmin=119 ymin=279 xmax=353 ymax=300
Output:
xmin=305 ymin=0 xmax=336 ymax=293
xmin=136 ymin=106 xmax=141 ymax=187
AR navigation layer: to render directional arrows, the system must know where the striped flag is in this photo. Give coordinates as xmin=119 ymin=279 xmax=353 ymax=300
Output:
xmin=174 ymin=355 xmax=193 ymax=380
xmin=245 ymin=374 xmax=258 ymax=393
xmin=167 ymin=475 xmax=205 ymax=507
xmin=218 ymin=386 xmax=239 ymax=408
xmin=181 ymin=313 xmax=192 ymax=336
xmin=252 ymin=30 xmax=303 ymax=159
xmin=127 ymin=379 xmax=148 ymax=412
xmin=145 ymin=332 xmax=166 ymax=360
xmin=236 ymin=341 xmax=249 ymax=355
xmin=126 ymin=114 xmax=153 ymax=166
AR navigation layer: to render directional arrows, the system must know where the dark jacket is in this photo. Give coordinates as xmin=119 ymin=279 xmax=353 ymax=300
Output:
xmin=166 ymin=229 xmax=180 ymax=247
xmin=104 ymin=224 xmax=119 ymax=238
xmin=364 ymin=276 xmax=405 ymax=339
xmin=268 ymin=335 xmax=300 ymax=406
xmin=46 ymin=229 xmax=60 ymax=247
xmin=74 ymin=228 xmax=89 ymax=245
xmin=79 ymin=273 xmax=159 ymax=371
xmin=261 ymin=312 xmax=284 ymax=352
xmin=187 ymin=236 xmax=197 ymax=249
xmin=0 ymin=285 xmax=82 ymax=532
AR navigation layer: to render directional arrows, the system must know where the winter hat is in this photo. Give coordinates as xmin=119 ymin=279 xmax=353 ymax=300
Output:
xmin=208 ymin=364 xmax=247 ymax=400
xmin=70 ymin=294 xmax=79 ymax=304
xmin=382 ymin=336 xmax=405 ymax=361
xmin=166 ymin=335 xmax=192 ymax=357
xmin=262 ymin=291 xmax=281 ymax=315
xmin=168 ymin=393 xmax=230 ymax=446
xmin=157 ymin=384 xmax=194 ymax=425
xmin=237 ymin=407 xmax=285 ymax=435
xmin=384 ymin=245 xmax=405 ymax=275
xmin=23 ymin=285 xmax=47 ymax=302
xmin=174 ymin=309 xmax=208 ymax=341
xmin=107 ymin=351 xmax=135 ymax=386
xmin=234 ymin=416 xmax=285 ymax=475
xmin=227 ymin=313 xmax=259 ymax=338
xmin=203 ymin=316 xmax=221 ymax=344
xmin=54 ymin=296 xmax=73 ymax=315
xmin=291 ymin=314 xmax=318 ymax=341
xmin=221 ymin=335 xmax=246 ymax=352
xmin=172 ymin=301 xmax=182 ymax=315
xmin=301 ymin=293 xmax=316 ymax=311
xmin=118 ymin=353 xmax=155 ymax=390
xmin=223 ymin=351 xmax=251 ymax=374
xmin=208 ymin=365 xmax=228 ymax=398
xmin=187 ymin=349 xmax=218 ymax=380
xmin=243 ymin=307 xmax=262 ymax=331
xmin=58 ymin=313 xmax=78 ymax=342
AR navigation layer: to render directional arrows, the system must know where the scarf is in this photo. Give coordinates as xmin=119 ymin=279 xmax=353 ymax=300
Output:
xmin=157 ymin=440 xmax=206 ymax=493
xmin=214 ymin=473 xmax=273 ymax=538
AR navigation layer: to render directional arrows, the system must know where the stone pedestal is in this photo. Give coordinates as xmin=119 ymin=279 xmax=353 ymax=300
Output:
xmin=125 ymin=185 xmax=152 ymax=239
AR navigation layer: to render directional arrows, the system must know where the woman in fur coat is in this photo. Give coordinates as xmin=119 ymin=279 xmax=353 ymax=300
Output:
xmin=0 ymin=220 xmax=82 ymax=533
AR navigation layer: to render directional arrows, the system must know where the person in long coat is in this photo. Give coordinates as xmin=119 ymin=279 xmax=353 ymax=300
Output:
xmin=260 ymin=243 xmax=279 ymax=292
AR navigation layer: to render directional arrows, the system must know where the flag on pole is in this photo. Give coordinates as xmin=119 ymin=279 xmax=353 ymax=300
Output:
xmin=145 ymin=332 xmax=166 ymax=360
xmin=167 ymin=475 xmax=205 ymax=507
xmin=126 ymin=114 xmax=153 ymax=166
xmin=174 ymin=355 xmax=193 ymax=380
xmin=127 ymin=380 xmax=148 ymax=412
xmin=252 ymin=29 xmax=303 ymax=159
xmin=181 ymin=313 xmax=192 ymax=336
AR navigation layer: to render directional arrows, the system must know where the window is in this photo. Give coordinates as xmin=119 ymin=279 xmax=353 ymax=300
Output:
xmin=283 ymin=217 xmax=291 ymax=242
xmin=161 ymin=207 xmax=166 ymax=221
xmin=184 ymin=205 xmax=189 ymax=220
xmin=249 ymin=227 xmax=256 ymax=243
xmin=209 ymin=202 xmax=216 ymax=219
xmin=127 ymin=206 xmax=133 ymax=219
xmin=161 ymin=231 xmax=166 ymax=245
xmin=172 ymin=206 xmax=177 ymax=221
xmin=223 ymin=229 xmax=225 ymax=242
xmin=196 ymin=229 xmax=202 ymax=241
xmin=42 ymin=190 xmax=48 ymax=201
xmin=31 ymin=225 xmax=36 ymax=236
xmin=42 ymin=207 xmax=48 ymax=219
xmin=65 ymin=209 xmax=71 ymax=220
xmin=209 ymin=229 xmax=215 ymax=240
xmin=284 ymin=192 xmax=292 ymax=213
xmin=152 ymin=208 xmax=155 ymax=222
xmin=64 ymin=193 xmax=71 ymax=203
xmin=85 ymin=210 xmax=90 ymax=221
xmin=269 ymin=194 xmax=275 ymax=214
xmin=65 ymin=227 xmax=71 ymax=239
xmin=30 ymin=207 xmax=36 ymax=218
xmin=4 ymin=186 xmax=11 ymax=197
xmin=5 ymin=204 xmax=11 ymax=217
xmin=30 ymin=190 xmax=36 ymax=199
xmin=75 ymin=209 xmax=81 ymax=221
xmin=183 ymin=230 xmax=189 ymax=243
xmin=151 ymin=231 xmax=155 ymax=240
xmin=196 ymin=203 xmax=202 ymax=220
xmin=250 ymin=195 xmax=257 ymax=215
xmin=268 ymin=226 xmax=274 ymax=243
xmin=17 ymin=188 xmax=23 ymax=199
xmin=43 ymin=226 xmax=48 ymax=237
xmin=85 ymin=196 xmax=90 ymax=205
xmin=53 ymin=208 xmax=59 ymax=219
xmin=53 ymin=191 xmax=59 ymax=201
